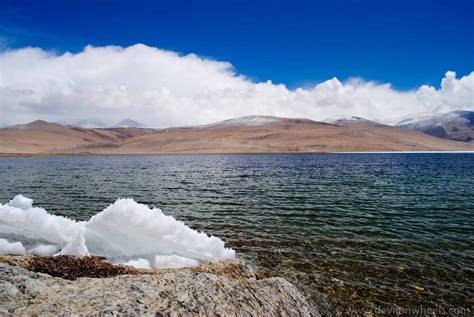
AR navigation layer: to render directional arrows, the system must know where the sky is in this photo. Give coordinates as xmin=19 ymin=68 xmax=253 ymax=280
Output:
xmin=0 ymin=0 xmax=473 ymax=127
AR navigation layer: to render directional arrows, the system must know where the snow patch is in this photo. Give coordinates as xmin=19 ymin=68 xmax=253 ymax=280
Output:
xmin=396 ymin=110 xmax=472 ymax=128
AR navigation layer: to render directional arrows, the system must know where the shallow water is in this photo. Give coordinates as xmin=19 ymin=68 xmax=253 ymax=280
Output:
xmin=0 ymin=153 xmax=473 ymax=314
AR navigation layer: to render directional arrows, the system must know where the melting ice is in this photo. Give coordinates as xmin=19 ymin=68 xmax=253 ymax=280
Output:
xmin=0 ymin=195 xmax=235 ymax=269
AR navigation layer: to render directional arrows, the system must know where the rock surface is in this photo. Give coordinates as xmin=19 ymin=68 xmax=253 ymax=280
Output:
xmin=0 ymin=257 xmax=320 ymax=316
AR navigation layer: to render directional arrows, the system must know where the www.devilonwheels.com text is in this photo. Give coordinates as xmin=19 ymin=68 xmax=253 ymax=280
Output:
xmin=340 ymin=306 xmax=471 ymax=315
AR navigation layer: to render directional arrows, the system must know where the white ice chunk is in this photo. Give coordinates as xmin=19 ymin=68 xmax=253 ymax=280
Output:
xmin=122 ymin=258 xmax=151 ymax=269
xmin=84 ymin=198 xmax=235 ymax=261
xmin=28 ymin=244 xmax=59 ymax=256
xmin=8 ymin=195 xmax=33 ymax=210
xmin=152 ymin=254 xmax=199 ymax=269
xmin=0 ymin=196 xmax=235 ymax=265
xmin=58 ymin=231 xmax=88 ymax=256
xmin=0 ymin=238 xmax=26 ymax=255
xmin=0 ymin=201 xmax=80 ymax=244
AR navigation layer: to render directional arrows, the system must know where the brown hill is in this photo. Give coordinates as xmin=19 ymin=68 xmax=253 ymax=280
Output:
xmin=1 ymin=117 xmax=473 ymax=155
xmin=0 ymin=120 xmax=154 ymax=154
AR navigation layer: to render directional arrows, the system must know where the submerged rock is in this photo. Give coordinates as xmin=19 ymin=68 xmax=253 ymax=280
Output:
xmin=0 ymin=256 xmax=320 ymax=316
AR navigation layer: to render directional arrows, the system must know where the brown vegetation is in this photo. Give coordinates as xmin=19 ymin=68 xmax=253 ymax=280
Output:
xmin=28 ymin=255 xmax=139 ymax=280
xmin=0 ymin=254 xmax=260 ymax=281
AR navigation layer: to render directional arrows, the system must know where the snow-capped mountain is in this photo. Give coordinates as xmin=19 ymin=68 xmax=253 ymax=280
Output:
xmin=72 ymin=119 xmax=108 ymax=128
xmin=397 ymin=110 xmax=473 ymax=142
xmin=66 ymin=118 xmax=146 ymax=128
xmin=113 ymin=119 xmax=145 ymax=128
xmin=330 ymin=116 xmax=385 ymax=127
xmin=201 ymin=116 xmax=283 ymax=128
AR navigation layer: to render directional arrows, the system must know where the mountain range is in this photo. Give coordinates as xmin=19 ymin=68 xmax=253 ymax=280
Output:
xmin=396 ymin=110 xmax=473 ymax=142
xmin=1 ymin=111 xmax=473 ymax=155
xmin=60 ymin=119 xmax=146 ymax=129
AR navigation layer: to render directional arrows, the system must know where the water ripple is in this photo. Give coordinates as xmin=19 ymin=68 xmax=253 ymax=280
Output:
xmin=0 ymin=153 xmax=473 ymax=314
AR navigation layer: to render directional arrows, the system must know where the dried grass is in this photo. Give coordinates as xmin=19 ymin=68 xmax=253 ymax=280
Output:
xmin=28 ymin=255 xmax=140 ymax=280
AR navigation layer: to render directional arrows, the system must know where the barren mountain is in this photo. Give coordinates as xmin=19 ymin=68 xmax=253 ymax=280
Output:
xmin=1 ymin=116 xmax=473 ymax=155
xmin=0 ymin=120 xmax=155 ymax=154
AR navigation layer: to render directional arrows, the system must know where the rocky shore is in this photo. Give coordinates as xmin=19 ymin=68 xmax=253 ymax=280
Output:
xmin=0 ymin=255 xmax=320 ymax=316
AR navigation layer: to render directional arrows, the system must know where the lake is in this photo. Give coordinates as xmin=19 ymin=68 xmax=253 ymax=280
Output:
xmin=0 ymin=153 xmax=473 ymax=314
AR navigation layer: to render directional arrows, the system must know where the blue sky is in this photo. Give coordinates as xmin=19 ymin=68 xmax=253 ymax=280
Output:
xmin=1 ymin=0 xmax=473 ymax=90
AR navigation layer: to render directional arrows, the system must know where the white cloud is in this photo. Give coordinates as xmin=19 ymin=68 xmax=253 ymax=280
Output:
xmin=0 ymin=44 xmax=473 ymax=127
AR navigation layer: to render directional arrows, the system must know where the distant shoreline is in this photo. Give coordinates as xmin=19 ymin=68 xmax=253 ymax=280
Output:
xmin=2 ymin=150 xmax=474 ymax=158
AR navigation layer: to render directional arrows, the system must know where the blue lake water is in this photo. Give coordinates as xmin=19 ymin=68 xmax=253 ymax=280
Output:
xmin=0 ymin=153 xmax=473 ymax=314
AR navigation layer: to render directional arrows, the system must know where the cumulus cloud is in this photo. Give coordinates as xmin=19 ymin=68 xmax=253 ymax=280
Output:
xmin=0 ymin=44 xmax=473 ymax=127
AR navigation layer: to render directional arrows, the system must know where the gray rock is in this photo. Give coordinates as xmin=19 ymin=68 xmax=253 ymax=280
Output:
xmin=0 ymin=261 xmax=320 ymax=316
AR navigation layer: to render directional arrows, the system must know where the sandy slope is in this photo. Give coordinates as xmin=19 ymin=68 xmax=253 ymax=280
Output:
xmin=1 ymin=117 xmax=473 ymax=155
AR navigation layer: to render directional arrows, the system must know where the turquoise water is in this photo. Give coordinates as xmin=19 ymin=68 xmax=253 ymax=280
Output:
xmin=0 ymin=153 xmax=473 ymax=314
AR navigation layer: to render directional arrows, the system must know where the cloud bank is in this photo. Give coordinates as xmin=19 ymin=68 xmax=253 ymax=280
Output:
xmin=0 ymin=44 xmax=473 ymax=127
